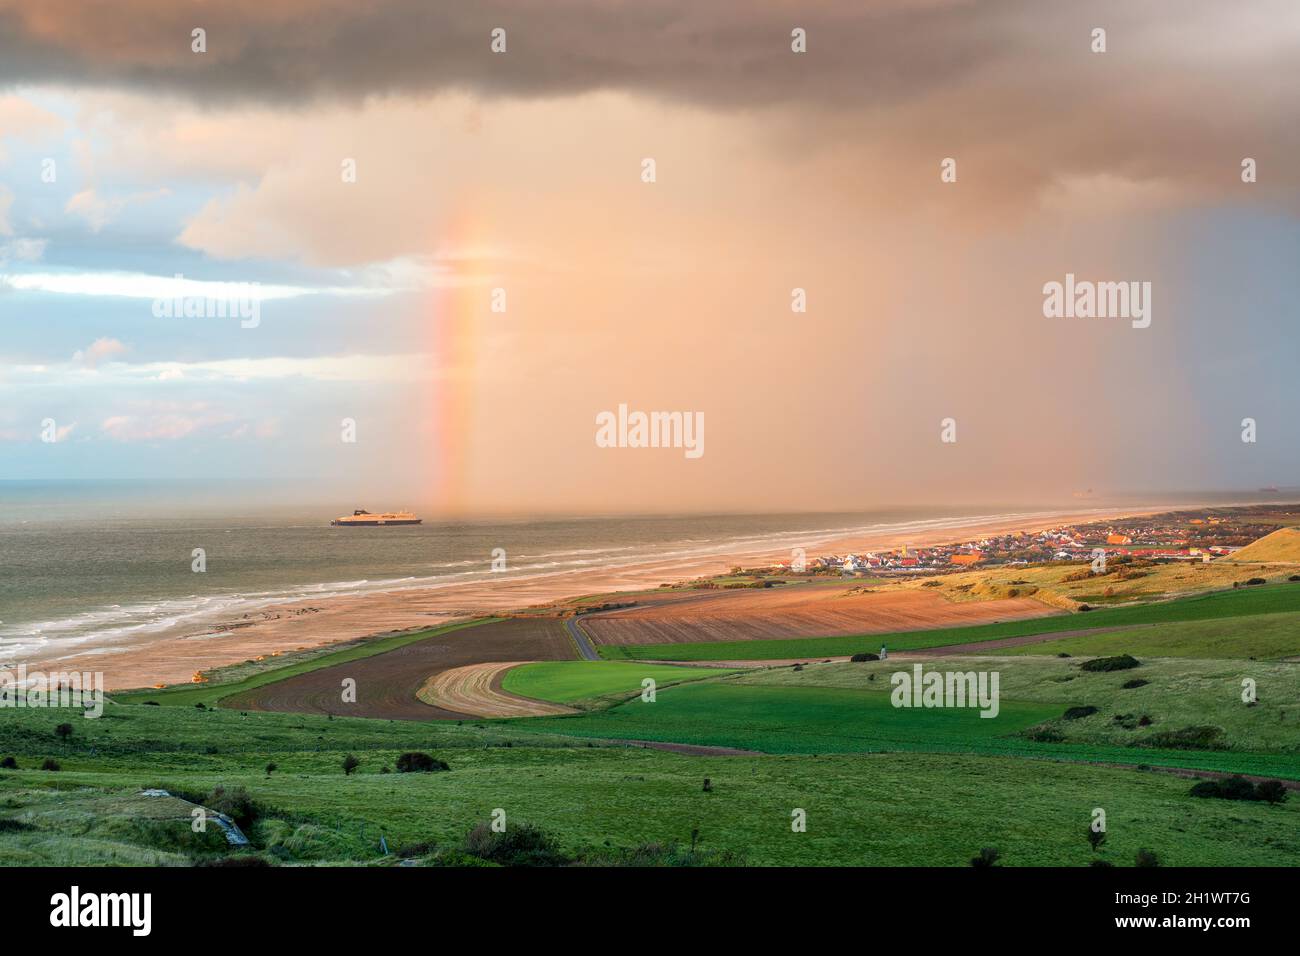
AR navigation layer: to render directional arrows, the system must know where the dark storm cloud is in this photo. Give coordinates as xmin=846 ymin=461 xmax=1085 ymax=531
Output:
xmin=0 ymin=0 xmax=1186 ymax=107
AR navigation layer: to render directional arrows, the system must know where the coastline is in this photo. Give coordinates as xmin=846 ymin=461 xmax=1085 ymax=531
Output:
xmin=21 ymin=504 xmax=1183 ymax=691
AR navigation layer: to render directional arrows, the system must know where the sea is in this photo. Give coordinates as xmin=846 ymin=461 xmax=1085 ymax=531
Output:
xmin=0 ymin=480 xmax=1263 ymax=664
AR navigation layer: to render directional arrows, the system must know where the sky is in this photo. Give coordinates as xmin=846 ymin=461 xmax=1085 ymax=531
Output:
xmin=1 ymin=1 xmax=1298 ymax=515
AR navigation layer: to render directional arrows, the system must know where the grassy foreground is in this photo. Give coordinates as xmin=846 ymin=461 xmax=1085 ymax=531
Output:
xmin=1 ymin=702 xmax=1295 ymax=867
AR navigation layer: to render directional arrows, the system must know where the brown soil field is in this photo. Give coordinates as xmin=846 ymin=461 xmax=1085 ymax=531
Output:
xmin=223 ymin=618 xmax=576 ymax=720
xmin=582 ymin=583 xmax=1060 ymax=646
xmin=417 ymin=661 xmax=575 ymax=718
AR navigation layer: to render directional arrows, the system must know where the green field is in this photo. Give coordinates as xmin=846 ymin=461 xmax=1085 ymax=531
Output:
xmin=598 ymin=583 xmax=1300 ymax=661
xmin=1 ymin=702 xmax=1295 ymax=867
xmin=1002 ymin=611 xmax=1300 ymax=660
xmin=515 ymin=677 xmax=1300 ymax=778
xmin=501 ymin=661 xmax=738 ymax=705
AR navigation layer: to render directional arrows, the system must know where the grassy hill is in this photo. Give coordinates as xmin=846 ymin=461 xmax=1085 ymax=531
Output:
xmin=1221 ymin=526 xmax=1300 ymax=564
xmin=2 ymin=701 xmax=1296 ymax=866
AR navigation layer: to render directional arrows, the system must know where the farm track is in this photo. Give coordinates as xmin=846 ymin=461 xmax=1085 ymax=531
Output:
xmin=417 ymin=661 xmax=575 ymax=718
xmin=223 ymin=618 xmax=577 ymax=720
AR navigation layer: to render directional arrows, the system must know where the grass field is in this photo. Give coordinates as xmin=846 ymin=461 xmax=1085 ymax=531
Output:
xmin=599 ymin=583 xmax=1300 ymax=661
xmin=2 ymin=702 xmax=1295 ymax=866
xmin=738 ymin=656 xmax=1300 ymax=754
xmin=500 ymin=661 xmax=739 ymax=706
xmin=1001 ymin=610 xmax=1300 ymax=660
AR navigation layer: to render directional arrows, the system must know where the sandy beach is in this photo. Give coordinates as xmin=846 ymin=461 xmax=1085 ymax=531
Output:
xmin=32 ymin=506 xmax=1162 ymax=689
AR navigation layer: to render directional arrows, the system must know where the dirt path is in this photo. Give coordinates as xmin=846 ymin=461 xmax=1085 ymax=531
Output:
xmin=417 ymin=661 xmax=576 ymax=718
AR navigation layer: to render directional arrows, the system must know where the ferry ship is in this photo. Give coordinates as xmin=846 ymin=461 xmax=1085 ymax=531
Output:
xmin=330 ymin=509 xmax=422 ymax=527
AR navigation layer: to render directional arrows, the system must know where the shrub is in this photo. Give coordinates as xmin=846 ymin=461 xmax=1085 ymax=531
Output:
xmin=1191 ymin=777 xmax=1289 ymax=804
xmin=702 ymin=778 xmax=713 ymax=793
xmin=0 ymin=818 xmax=33 ymax=833
xmin=462 ymin=821 xmax=570 ymax=867
xmin=1134 ymin=848 xmax=1160 ymax=867
xmin=850 ymin=652 xmax=879 ymax=662
xmin=54 ymin=723 xmax=74 ymax=741
xmin=342 ymin=754 xmax=360 ymax=775
xmin=1077 ymin=604 xmax=1092 ymax=612
xmin=1089 ymin=859 xmax=1114 ymax=868
xmin=1121 ymin=678 xmax=1149 ymax=689
xmin=1137 ymin=715 xmax=1152 ymax=727
xmin=1144 ymin=725 xmax=1225 ymax=750
xmin=576 ymin=841 xmax=745 ymax=867
xmin=204 ymin=785 xmax=261 ymax=830
xmin=0 ymin=756 xmax=17 ymax=770
xmin=395 ymin=752 xmax=449 ymax=773
xmin=1245 ymin=577 xmax=1266 ymax=586
xmin=1080 ymin=654 xmax=1141 ymax=672
xmin=1063 ymin=706 xmax=1098 ymax=720
xmin=1255 ymin=780 xmax=1288 ymax=805
xmin=40 ymin=758 xmax=60 ymax=771
xmin=196 ymin=855 xmax=272 ymax=867
xmin=1056 ymin=652 xmax=1072 ymax=658
xmin=265 ymin=762 xmax=277 ymax=776
xmin=1087 ymin=826 xmax=1106 ymax=852
xmin=969 ymin=847 xmax=1000 ymax=869
xmin=1288 ymin=575 xmax=1300 ymax=582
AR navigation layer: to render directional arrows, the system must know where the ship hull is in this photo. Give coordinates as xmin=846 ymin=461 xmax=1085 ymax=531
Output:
xmin=330 ymin=519 xmax=423 ymax=526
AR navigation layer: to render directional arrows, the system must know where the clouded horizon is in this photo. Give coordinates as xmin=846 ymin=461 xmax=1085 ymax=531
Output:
xmin=2 ymin=1 xmax=1298 ymax=515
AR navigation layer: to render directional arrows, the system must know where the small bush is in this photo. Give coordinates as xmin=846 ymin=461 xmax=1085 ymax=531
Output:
xmin=0 ymin=818 xmax=34 ymax=832
xmin=1256 ymin=780 xmax=1288 ymax=805
xmin=1056 ymin=652 xmax=1072 ymax=658
xmin=342 ymin=754 xmax=360 ymax=775
xmin=1245 ymin=577 xmax=1266 ymax=586
xmin=1191 ymin=776 xmax=1288 ymax=804
xmin=969 ymin=846 xmax=1000 ymax=869
xmin=1134 ymin=848 xmax=1160 ymax=867
xmin=1087 ymin=826 xmax=1106 ymax=852
xmin=395 ymin=752 xmax=449 ymax=773
xmin=196 ymin=855 xmax=272 ymax=867
xmin=1144 ymin=725 xmax=1225 ymax=750
xmin=1288 ymin=575 xmax=1300 ymax=582
xmin=204 ymin=785 xmax=261 ymax=830
xmin=850 ymin=652 xmax=879 ymax=662
xmin=462 ymin=821 xmax=570 ymax=867
xmin=54 ymin=723 xmax=74 ymax=741
xmin=1080 ymin=654 xmax=1141 ymax=672
xmin=1077 ymin=604 xmax=1092 ymax=612
xmin=1121 ymin=678 xmax=1149 ymax=689
xmin=0 ymin=756 xmax=17 ymax=770
xmin=40 ymin=758 xmax=60 ymax=772
xmin=1063 ymin=705 xmax=1099 ymax=720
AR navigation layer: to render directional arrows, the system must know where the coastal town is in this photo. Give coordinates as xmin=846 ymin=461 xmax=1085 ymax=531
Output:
xmin=768 ymin=507 xmax=1294 ymax=577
